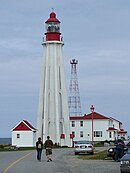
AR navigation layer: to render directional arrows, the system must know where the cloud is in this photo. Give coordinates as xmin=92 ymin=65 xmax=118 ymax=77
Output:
xmin=0 ymin=38 xmax=32 ymax=50
xmin=0 ymin=58 xmax=41 ymax=96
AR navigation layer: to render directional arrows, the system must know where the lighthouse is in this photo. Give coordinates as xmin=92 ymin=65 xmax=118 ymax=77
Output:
xmin=37 ymin=12 xmax=71 ymax=146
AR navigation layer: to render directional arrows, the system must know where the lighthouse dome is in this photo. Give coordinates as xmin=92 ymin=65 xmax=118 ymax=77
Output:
xmin=50 ymin=12 xmax=56 ymax=18
xmin=45 ymin=12 xmax=60 ymax=23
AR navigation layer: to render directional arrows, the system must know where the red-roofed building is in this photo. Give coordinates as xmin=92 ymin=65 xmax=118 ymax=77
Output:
xmin=11 ymin=112 xmax=127 ymax=146
xmin=70 ymin=112 xmax=127 ymax=142
xmin=11 ymin=120 xmax=37 ymax=147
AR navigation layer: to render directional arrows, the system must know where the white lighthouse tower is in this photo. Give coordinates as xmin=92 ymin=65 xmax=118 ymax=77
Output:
xmin=37 ymin=12 xmax=71 ymax=146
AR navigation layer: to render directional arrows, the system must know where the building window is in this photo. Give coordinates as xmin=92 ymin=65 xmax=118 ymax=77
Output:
xmin=109 ymin=120 xmax=113 ymax=127
xmin=94 ymin=131 xmax=102 ymax=137
xmin=80 ymin=121 xmax=83 ymax=127
xmin=17 ymin=134 xmax=20 ymax=139
xmin=72 ymin=121 xmax=75 ymax=127
xmin=109 ymin=132 xmax=112 ymax=138
xmin=80 ymin=131 xmax=83 ymax=137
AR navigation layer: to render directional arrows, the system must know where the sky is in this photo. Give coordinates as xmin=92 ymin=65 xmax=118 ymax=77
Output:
xmin=0 ymin=0 xmax=130 ymax=138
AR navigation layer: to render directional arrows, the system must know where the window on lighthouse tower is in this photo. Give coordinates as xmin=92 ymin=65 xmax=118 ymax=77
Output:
xmin=46 ymin=22 xmax=60 ymax=33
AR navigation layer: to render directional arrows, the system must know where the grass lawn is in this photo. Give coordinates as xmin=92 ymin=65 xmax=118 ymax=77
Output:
xmin=78 ymin=150 xmax=113 ymax=160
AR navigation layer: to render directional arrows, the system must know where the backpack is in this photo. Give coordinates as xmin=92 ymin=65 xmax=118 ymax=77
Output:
xmin=38 ymin=143 xmax=42 ymax=149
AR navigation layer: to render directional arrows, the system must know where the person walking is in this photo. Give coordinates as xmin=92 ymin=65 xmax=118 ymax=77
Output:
xmin=114 ymin=138 xmax=125 ymax=161
xmin=44 ymin=136 xmax=53 ymax=162
xmin=36 ymin=137 xmax=43 ymax=161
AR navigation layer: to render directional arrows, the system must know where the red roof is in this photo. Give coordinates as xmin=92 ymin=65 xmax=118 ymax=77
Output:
xmin=45 ymin=12 xmax=60 ymax=23
xmin=12 ymin=120 xmax=36 ymax=131
xmin=107 ymin=128 xmax=127 ymax=134
xmin=70 ymin=112 xmax=110 ymax=120
xmin=107 ymin=127 xmax=117 ymax=131
xmin=117 ymin=130 xmax=127 ymax=134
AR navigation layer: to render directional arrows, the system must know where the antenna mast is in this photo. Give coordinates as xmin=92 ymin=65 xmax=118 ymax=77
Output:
xmin=68 ymin=59 xmax=82 ymax=116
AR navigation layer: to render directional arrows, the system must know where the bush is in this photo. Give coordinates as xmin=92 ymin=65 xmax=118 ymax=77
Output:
xmin=0 ymin=145 xmax=4 ymax=149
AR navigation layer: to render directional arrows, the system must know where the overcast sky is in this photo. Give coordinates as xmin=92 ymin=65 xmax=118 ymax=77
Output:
xmin=0 ymin=0 xmax=130 ymax=138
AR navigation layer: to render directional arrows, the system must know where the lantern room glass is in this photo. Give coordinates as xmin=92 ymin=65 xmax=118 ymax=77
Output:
xmin=46 ymin=22 xmax=60 ymax=33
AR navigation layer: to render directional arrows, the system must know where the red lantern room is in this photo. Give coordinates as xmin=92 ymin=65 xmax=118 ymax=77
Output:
xmin=45 ymin=12 xmax=61 ymax=41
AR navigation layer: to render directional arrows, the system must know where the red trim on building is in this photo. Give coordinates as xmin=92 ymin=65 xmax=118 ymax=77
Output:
xmin=107 ymin=128 xmax=127 ymax=134
xmin=70 ymin=112 xmax=110 ymax=120
xmin=23 ymin=120 xmax=36 ymax=130
xmin=45 ymin=33 xmax=60 ymax=41
xmin=12 ymin=120 xmax=36 ymax=131
xmin=107 ymin=127 xmax=117 ymax=131
xmin=117 ymin=131 xmax=127 ymax=134
xmin=13 ymin=122 xmax=31 ymax=131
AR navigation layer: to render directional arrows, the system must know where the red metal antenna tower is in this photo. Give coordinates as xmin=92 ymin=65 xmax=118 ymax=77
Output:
xmin=68 ymin=59 xmax=82 ymax=116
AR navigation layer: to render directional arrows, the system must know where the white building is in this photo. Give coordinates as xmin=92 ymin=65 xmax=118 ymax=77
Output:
xmin=11 ymin=112 xmax=127 ymax=147
xmin=11 ymin=120 xmax=36 ymax=147
xmin=70 ymin=112 xmax=127 ymax=142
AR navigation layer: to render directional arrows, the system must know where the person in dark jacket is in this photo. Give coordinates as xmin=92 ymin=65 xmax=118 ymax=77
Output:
xmin=44 ymin=136 xmax=53 ymax=162
xmin=36 ymin=137 xmax=43 ymax=161
xmin=114 ymin=138 xmax=125 ymax=161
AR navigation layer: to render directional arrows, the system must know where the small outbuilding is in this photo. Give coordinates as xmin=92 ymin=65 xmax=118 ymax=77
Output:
xmin=11 ymin=120 xmax=37 ymax=147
